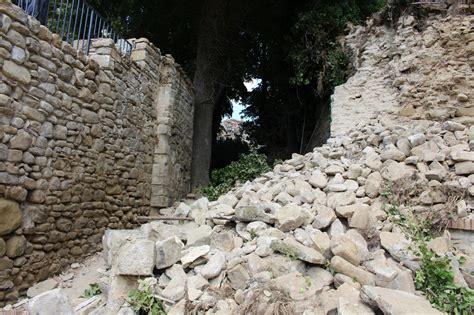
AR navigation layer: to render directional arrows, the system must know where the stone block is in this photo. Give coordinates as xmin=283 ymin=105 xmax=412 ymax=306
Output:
xmin=116 ymin=239 xmax=155 ymax=276
xmin=27 ymin=288 xmax=73 ymax=315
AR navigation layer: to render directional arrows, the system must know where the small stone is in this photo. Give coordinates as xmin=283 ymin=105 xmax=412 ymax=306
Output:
xmin=381 ymin=162 xmax=415 ymax=182
xmin=381 ymin=148 xmax=406 ymax=162
xmin=309 ymin=229 xmax=331 ymax=255
xmin=0 ymin=198 xmax=22 ymax=236
xmin=155 ymin=236 xmax=184 ymax=269
xmin=2 ymin=60 xmax=31 ymax=84
xmin=162 ymin=275 xmax=186 ymax=301
xmin=306 ymin=267 xmax=333 ymax=290
xmin=331 ymin=256 xmax=375 ymax=286
xmin=365 ymin=172 xmax=382 ymax=198
xmin=443 ymin=121 xmax=465 ymax=132
xmin=0 ymin=256 xmax=13 ymax=271
xmin=399 ymin=104 xmax=416 ymax=117
xmin=181 ymin=245 xmax=210 ymax=268
xmin=200 ymin=251 xmax=226 ymax=279
xmin=272 ymin=272 xmax=318 ymax=301
xmin=235 ymin=205 xmax=274 ymax=224
xmin=457 ymin=93 xmax=468 ymax=102
xmin=313 ymin=205 xmax=336 ymax=229
xmin=309 ymin=171 xmax=328 ymax=189
xmin=336 ymin=203 xmax=370 ymax=219
xmin=450 ymin=151 xmax=474 ymax=162
xmin=349 ymin=206 xmax=376 ymax=231
xmin=380 ymin=232 xmax=419 ymax=271
xmin=27 ymin=279 xmax=58 ymax=298
xmin=186 ymin=225 xmax=212 ymax=247
xmin=275 ymin=203 xmax=309 ymax=232
xmin=408 ymin=134 xmax=426 ymax=147
xmin=10 ymin=130 xmax=33 ymax=150
xmin=331 ymin=235 xmax=362 ymax=265
xmin=0 ymin=238 xmax=5 ymax=256
xmin=428 ymin=236 xmax=449 ymax=256
xmin=271 ymin=237 xmax=325 ymax=265
xmin=227 ymin=264 xmax=250 ymax=290
xmin=5 ymin=235 xmax=26 ymax=258
xmin=325 ymin=165 xmax=345 ymax=175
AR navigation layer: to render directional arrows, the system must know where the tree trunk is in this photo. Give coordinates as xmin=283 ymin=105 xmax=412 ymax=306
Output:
xmin=191 ymin=0 xmax=227 ymax=189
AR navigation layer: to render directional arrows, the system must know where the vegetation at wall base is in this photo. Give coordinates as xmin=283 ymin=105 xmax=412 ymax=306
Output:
xmin=201 ymin=153 xmax=275 ymax=201
xmin=82 ymin=283 xmax=101 ymax=298
xmin=382 ymin=183 xmax=474 ymax=315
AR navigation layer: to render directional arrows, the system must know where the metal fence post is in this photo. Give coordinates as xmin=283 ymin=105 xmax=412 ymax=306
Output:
xmin=38 ymin=0 xmax=50 ymax=25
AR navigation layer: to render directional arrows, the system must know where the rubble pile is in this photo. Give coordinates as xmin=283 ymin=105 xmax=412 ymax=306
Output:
xmin=24 ymin=115 xmax=474 ymax=315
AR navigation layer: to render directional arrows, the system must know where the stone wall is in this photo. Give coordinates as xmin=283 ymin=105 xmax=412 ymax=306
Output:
xmin=151 ymin=55 xmax=194 ymax=208
xmin=0 ymin=2 xmax=193 ymax=304
xmin=330 ymin=12 xmax=473 ymax=137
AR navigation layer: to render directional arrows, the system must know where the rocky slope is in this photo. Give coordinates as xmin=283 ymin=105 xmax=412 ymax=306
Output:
xmin=8 ymin=9 xmax=474 ymax=315
xmin=17 ymin=114 xmax=474 ymax=315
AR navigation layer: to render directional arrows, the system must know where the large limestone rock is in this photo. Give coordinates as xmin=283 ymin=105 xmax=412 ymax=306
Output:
xmin=200 ymin=251 xmax=226 ymax=279
xmin=27 ymin=289 xmax=73 ymax=315
xmin=155 ymin=236 xmax=184 ymax=269
xmin=271 ymin=272 xmax=318 ymax=300
xmin=331 ymin=256 xmax=375 ymax=286
xmin=360 ymin=285 xmax=443 ymax=315
xmin=0 ymin=198 xmax=22 ymax=236
xmin=116 ymin=239 xmax=155 ymax=275
xmin=330 ymin=235 xmax=362 ymax=265
xmin=275 ymin=203 xmax=310 ymax=232
xmin=102 ymin=230 xmax=143 ymax=267
xmin=271 ymin=237 xmax=326 ymax=264
xmin=380 ymin=232 xmax=420 ymax=271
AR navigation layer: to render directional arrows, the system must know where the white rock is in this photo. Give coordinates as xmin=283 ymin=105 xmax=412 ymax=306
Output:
xmin=309 ymin=171 xmax=328 ymax=189
xmin=155 ymin=236 xmax=184 ymax=269
xmin=186 ymin=225 xmax=212 ymax=247
xmin=275 ymin=203 xmax=310 ymax=232
xmin=27 ymin=289 xmax=73 ymax=315
xmin=116 ymin=239 xmax=155 ymax=276
xmin=360 ymin=286 xmax=443 ymax=315
xmin=181 ymin=245 xmax=210 ymax=268
xmin=200 ymin=251 xmax=226 ymax=279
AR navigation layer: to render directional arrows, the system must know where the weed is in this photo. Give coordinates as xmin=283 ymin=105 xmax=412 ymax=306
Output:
xmin=414 ymin=243 xmax=474 ymax=314
xmin=128 ymin=279 xmax=166 ymax=315
xmin=82 ymin=283 xmax=101 ymax=298
xmin=382 ymin=182 xmax=474 ymax=314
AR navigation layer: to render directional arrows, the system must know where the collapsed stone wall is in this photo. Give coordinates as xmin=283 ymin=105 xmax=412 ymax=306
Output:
xmin=0 ymin=2 xmax=193 ymax=304
xmin=330 ymin=11 xmax=473 ymax=136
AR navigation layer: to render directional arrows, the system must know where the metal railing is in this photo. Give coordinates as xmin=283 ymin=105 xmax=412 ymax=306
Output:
xmin=14 ymin=0 xmax=133 ymax=55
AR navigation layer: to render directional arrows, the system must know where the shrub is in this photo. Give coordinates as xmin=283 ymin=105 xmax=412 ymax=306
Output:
xmin=382 ymin=183 xmax=474 ymax=314
xmin=201 ymin=153 xmax=274 ymax=200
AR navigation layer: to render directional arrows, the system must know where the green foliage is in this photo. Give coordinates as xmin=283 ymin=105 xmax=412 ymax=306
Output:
xmin=383 ymin=184 xmax=474 ymax=314
xmin=201 ymin=153 xmax=273 ymax=200
xmin=83 ymin=283 xmax=101 ymax=298
xmin=415 ymin=244 xmax=474 ymax=314
xmin=289 ymin=0 xmax=386 ymax=93
xmin=128 ymin=279 xmax=166 ymax=315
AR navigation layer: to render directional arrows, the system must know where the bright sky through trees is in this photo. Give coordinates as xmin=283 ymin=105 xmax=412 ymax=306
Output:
xmin=230 ymin=79 xmax=261 ymax=120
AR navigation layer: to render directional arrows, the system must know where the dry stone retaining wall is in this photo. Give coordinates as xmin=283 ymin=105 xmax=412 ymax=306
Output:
xmin=0 ymin=2 xmax=193 ymax=304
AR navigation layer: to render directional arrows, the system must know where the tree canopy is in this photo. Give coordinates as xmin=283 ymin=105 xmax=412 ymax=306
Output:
xmin=90 ymin=0 xmax=386 ymax=185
